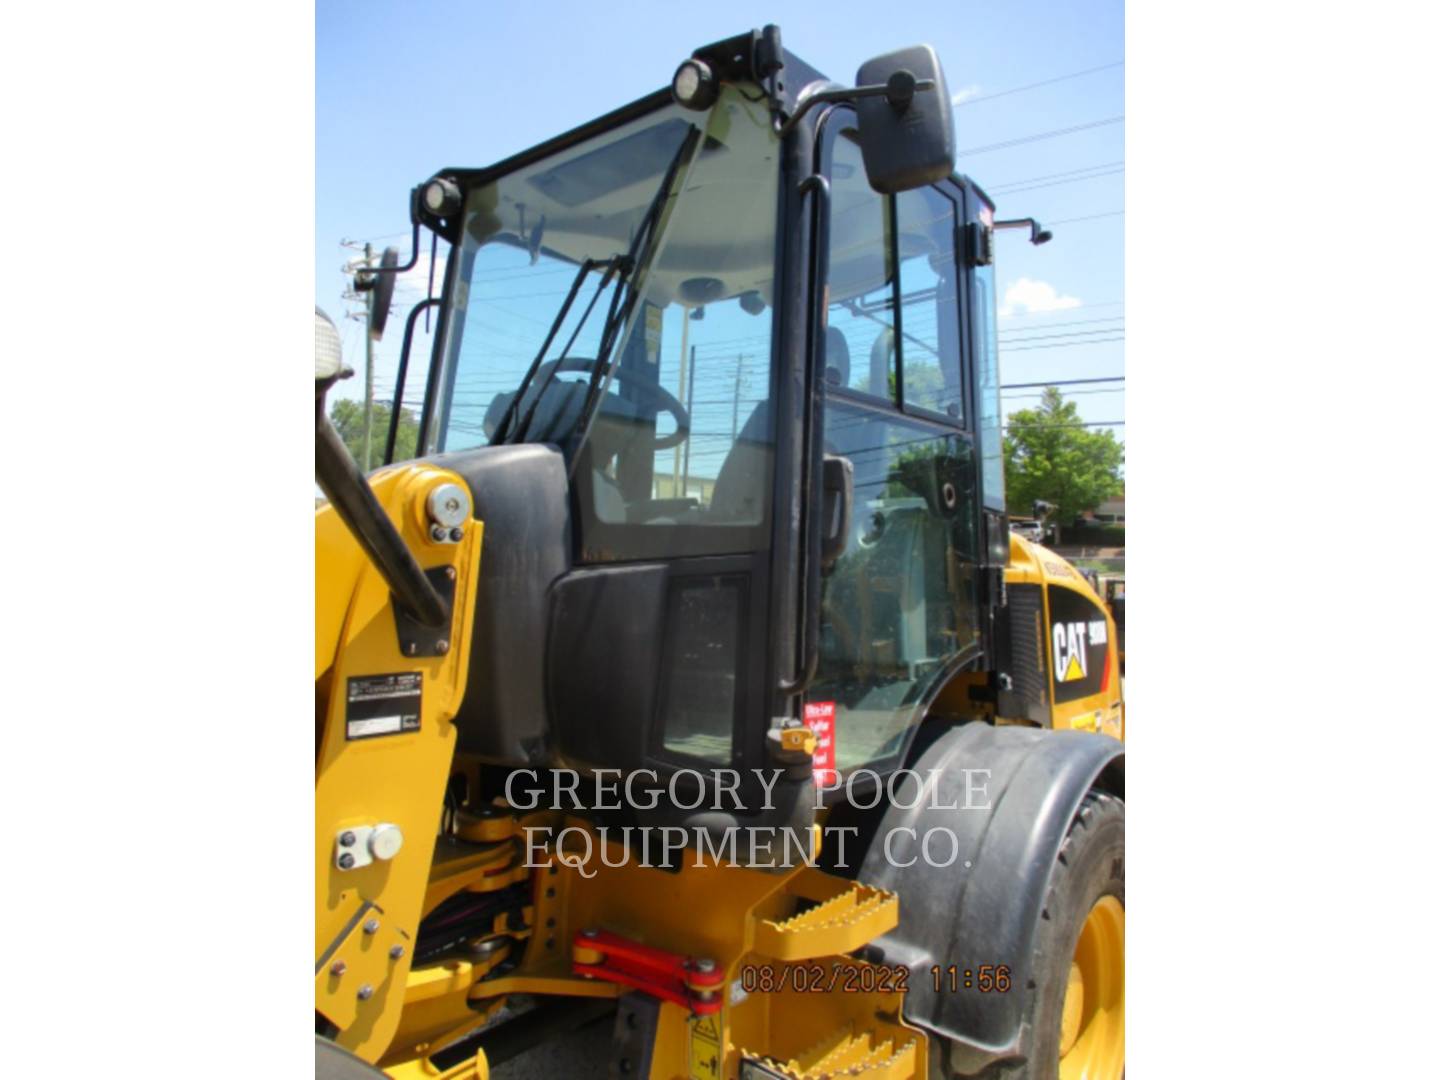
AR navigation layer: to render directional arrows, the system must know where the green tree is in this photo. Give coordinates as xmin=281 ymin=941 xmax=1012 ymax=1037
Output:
xmin=329 ymin=398 xmax=419 ymax=469
xmin=1003 ymin=387 xmax=1123 ymax=524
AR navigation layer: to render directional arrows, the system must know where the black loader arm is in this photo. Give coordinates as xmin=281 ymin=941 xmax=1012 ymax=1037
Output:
xmin=857 ymin=723 xmax=1124 ymax=1073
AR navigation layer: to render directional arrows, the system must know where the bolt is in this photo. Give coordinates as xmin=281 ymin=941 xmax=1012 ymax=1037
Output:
xmin=338 ymin=852 xmax=356 ymax=870
xmin=390 ymin=945 xmax=405 ymax=960
xmin=435 ymin=639 xmax=450 ymax=655
xmin=357 ymin=984 xmax=374 ymax=1001
xmin=330 ymin=960 xmax=347 ymax=977
xmin=545 ymin=917 xmax=556 ymax=929
xmin=430 ymin=524 xmax=448 ymax=543
xmin=363 ymin=919 xmax=380 ymax=935
xmin=444 ymin=496 xmax=461 ymax=515
xmin=695 ymin=989 xmax=717 ymax=1003
xmin=696 ymin=958 xmax=717 ymax=973
xmin=449 ymin=527 xmax=464 ymax=542
xmin=445 ymin=566 xmax=457 ymax=581
xmin=339 ymin=831 xmax=356 ymax=847
xmin=404 ymin=642 xmax=418 ymax=657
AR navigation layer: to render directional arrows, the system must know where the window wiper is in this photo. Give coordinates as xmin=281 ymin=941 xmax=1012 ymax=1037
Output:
xmin=496 ymin=126 xmax=700 ymax=449
xmin=494 ymin=255 xmax=617 ymax=445
xmin=565 ymin=126 xmax=701 ymax=473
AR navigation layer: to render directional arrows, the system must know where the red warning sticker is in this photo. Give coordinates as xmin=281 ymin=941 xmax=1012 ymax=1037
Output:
xmin=804 ymin=701 xmax=837 ymax=786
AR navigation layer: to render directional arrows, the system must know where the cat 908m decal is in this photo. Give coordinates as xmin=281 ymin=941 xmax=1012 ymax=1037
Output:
xmin=1047 ymin=585 xmax=1113 ymax=704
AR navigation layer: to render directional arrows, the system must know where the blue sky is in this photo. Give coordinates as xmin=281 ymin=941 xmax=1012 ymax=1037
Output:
xmin=316 ymin=0 xmax=1123 ymax=440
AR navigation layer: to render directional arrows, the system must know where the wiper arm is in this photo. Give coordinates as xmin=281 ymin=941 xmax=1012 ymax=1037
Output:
xmin=500 ymin=257 xmax=626 ymax=445
xmin=492 ymin=255 xmax=608 ymax=445
xmin=567 ymin=126 xmax=702 ymax=473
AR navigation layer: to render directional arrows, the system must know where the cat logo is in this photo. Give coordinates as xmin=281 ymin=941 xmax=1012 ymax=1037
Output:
xmin=1053 ymin=618 xmax=1109 ymax=682
xmin=1053 ymin=621 xmax=1091 ymax=682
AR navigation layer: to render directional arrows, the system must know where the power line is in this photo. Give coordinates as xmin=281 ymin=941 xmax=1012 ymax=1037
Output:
xmin=1002 ymin=336 xmax=1124 ymax=352
xmin=1000 ymin=300 xmax=1123 ymax=320
xmin=1001 ymin=376 xmax=1124 ymax=389
xmin=988 ymin=162 xmax=1125 ymax=195
xmin=988 ymin=160 xmax=1124 ymax=191
xmin=1000 ymin=316 xmax=1124 ymax=335
xmin=959 ymin=116 xmax=1124 ymax=158
xmin=998 ymin=327 xmax=1125 ymax=345
xmin=954 ymin=61 xmax=1124 ymax=108
xmin=1004 ymin=420 xmax=1125 ymax=429
xmin=1002 ymin=386 xmax=1123 ymax=398
xmin=1047 ymin=210 xmax=1125 ymax=226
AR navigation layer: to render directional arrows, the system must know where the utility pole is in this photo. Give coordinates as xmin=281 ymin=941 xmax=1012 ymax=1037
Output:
xmin=341 ymin=240 xmax=378 ymax=470
xmin=362 ymin=242 xmax=376 ymax=471
xmin=731 ymin=353 xmax=746 ymax=441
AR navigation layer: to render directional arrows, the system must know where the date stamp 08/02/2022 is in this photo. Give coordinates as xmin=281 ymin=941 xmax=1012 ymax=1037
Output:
xmin=737 ymin=962 xmax=1012 ymax=996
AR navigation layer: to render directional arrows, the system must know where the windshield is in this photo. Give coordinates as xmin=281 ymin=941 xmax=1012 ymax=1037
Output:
xmin=428 ymin=89 xmax=781 ymax=560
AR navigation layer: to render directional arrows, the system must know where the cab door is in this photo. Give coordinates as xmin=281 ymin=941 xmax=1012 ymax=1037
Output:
xmin=811 ymin=110 xmax=984 ymax=782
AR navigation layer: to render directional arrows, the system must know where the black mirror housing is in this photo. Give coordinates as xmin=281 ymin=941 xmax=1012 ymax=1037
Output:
xmin=854 ymin=45 xmax=955 ymax=194
xmin=368 ymin=246 xmax=400 ymax=342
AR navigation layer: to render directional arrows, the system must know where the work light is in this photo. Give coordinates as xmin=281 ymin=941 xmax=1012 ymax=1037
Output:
xmin=422 ymin=177 xmax=461 ymax=217
xmin=671 ymin=58 xmax=718 ymax=111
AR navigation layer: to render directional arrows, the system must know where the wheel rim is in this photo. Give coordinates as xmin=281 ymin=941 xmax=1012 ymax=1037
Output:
xmin=1058 ymin=895 xmax=1125 ymax=1080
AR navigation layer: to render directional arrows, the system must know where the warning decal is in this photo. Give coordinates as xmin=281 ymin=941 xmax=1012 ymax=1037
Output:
xmin=346 ymin=673 xmax=422 ymax=740
xmin=804 ymin=700 xmax=837 ymax=787
xmin=689 ymin=1012 xmax=722 ymax=1080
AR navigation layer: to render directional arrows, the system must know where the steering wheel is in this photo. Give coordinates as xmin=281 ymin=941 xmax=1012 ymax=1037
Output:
xmin=531 ymin=356 xmax=691 ymax=450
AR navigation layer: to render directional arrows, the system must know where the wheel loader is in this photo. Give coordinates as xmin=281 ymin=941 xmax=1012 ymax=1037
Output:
xmin=315 ymin=26 xmax=1124 ymax=1080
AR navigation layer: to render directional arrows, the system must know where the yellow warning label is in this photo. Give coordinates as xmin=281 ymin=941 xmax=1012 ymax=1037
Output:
xmin=689 ymin=1013 xmax=722 ymax=1080
xmin=1062 ymin=652 xmax=1085 ymax=682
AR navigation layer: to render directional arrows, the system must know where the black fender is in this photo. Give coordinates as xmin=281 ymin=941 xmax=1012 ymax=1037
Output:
xmin=855 ymin=722 xmax=1123 ymax=1074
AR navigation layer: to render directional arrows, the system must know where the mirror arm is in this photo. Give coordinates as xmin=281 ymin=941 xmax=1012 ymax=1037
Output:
xmin=353 ymin=221 xmax=423 ymax=293
xmin=353 ymin=186 xmax=433 ymax=299
xmin=383 ymin=298 xmax=443 ymax=465
xmin=994 ymin=217 xmax=1054 ymax=246
xmin=775 ymin=77 xmax=935 ymax=140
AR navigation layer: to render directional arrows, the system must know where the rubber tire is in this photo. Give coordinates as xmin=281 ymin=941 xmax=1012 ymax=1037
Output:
xmin=934 ymin=789 xmax=1125 ymax=1080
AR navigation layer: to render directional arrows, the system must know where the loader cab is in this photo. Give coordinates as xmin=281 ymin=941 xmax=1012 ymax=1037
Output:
xmin=396 ymin=34 xmax=1010 ymax=832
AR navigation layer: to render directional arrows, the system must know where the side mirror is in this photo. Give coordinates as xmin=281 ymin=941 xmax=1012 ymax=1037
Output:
xmin=820 ymin=454 xmax=854 ymax=573
xmin=854 ymin=45 xmax=955 ymax=194
xmin=366 ymin=246 xmax=400 ymax=342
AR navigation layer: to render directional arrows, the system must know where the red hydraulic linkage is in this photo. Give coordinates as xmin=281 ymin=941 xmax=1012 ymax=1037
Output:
xmin=571 ymin=927 xmax=724 ymax=1015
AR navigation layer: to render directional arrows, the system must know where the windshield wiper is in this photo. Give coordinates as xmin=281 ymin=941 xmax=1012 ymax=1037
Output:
xmin=492 ymin=255 xmax=616 ymax=445
xmin=495 ymin=124 xmax=700 ymax=452
xmin=565 ymin=126 xmax=701 ymax=473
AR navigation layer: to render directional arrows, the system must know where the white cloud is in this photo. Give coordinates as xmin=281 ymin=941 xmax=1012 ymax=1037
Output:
xmin=950 ymin=84 xmax=982 ymax=106
xmin=999 ymin=277 xmax=1082 ymax=319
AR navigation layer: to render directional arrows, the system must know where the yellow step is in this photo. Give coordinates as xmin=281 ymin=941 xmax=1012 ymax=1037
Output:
xmin=743 ymin=1025 xmax=918 ymax=1080
xmin=753 ymin=878 xmax=899 ymax=961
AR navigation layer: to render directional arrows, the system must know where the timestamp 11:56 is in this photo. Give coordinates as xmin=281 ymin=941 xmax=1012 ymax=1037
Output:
xmin=932 ymin=964 xmax=1011 ymax=992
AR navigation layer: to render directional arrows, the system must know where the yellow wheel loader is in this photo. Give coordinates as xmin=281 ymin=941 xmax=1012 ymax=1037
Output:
xmin=316 ymin=26 xmax=1123 ymax=1080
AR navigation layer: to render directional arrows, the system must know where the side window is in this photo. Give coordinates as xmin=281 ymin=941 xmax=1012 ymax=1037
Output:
xmin=815 ymin=117 xmax=983 ymax=777
xmin=895 ymin=187 xmax=963 ymax=421
xmin=824 ymin=132 xmax=896 ymax=403
xmin=974 ymin=260 xmax=1004 ymax=508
